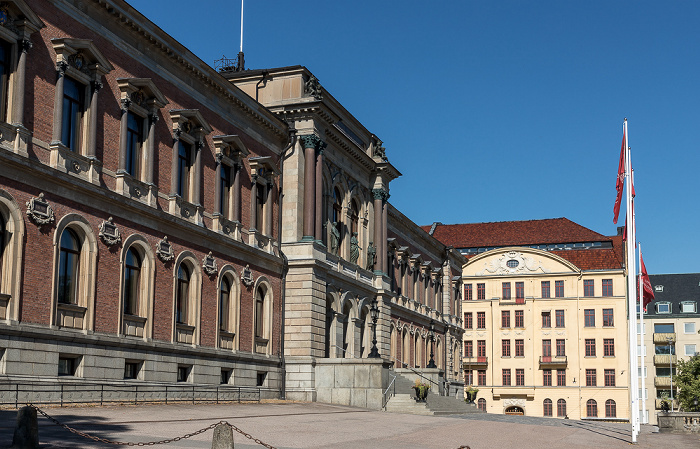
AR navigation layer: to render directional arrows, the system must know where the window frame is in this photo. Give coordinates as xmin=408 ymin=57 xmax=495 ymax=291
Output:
xmin=603 ymin=338 xmax=615 ymax=357
xmin=464 ymin=312 xmax=472 ymax=329
xmin=602 ymin=279 xmax=613 ymax=297
xmin=555 ymin=310 xmax=565 ymax=328
xmin=584 ymin=309 xmax=595 ymax=327
xmin=515 ymin=368 xmax=524 ymax=386
xmin=476 ymin=311 xmax=486 ymax=329
xmin=501 ymin=339 xmax=510 ymax=357
xmin=604 ymin=369 xmax=616 ymax=387
xmin=502 ymin=282 xmax=511 ymax=300
xmin=541 ymin=281 xmax=550 ymax=298
xmin=541 ymin=311 xmax=551 ymax=328
xmin=501 ymin=310 xmax=510 ymax=328
xmin=585 ymin=338 xmax=596 ymax=357
xmin=543 ymin=369 xmax=552 ymax=386
xmin=554 ymin=280 xmax=564 ymax=298
xmin=502 ymin=368 xmax=511 ymax=386
xmin=515 ymin=310 xmax=524 ymax=328
xmin=586 ymin=369 xmax=596 ymax=387
xmin=602 ymin=308 xmax=614 ymax=327
xmin=477 ymin=283 xmax=485 ymax=300
xmin=464 ymin=284 xmax=472 ymax=301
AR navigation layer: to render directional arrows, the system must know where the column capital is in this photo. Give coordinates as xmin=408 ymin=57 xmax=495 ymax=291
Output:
xmin=91 ymin=80 xmax=103 ymax=92
xmin=56 ymin=61 xmax=68 ymax=77
xmin=372 ymin=188 xmax=390 ymax=202
xmin=19 ymin=39 xmax=32 ymax=53
xmin=299 ymin=133 xmax=326 ymax=151
xmin=120 ymin=97 xmax=131 ymax=114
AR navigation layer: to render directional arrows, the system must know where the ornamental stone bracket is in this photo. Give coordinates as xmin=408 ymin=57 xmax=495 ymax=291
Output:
xmin=26 ymin=193 xmax=54 ymax=226
xmin=241 ymin=265 xmax=254 ymax=287
xmin=202 ymin=252 xmax=217 ymax=276
xmin=98 ymin=217 xmax=121 ymax=246
xmin=156 ymin=236 xmax=174 ymax=262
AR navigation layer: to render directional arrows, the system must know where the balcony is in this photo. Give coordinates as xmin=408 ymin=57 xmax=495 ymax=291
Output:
xmin=653 ymin=354 xmax=677 ymax=365
xmin=654 ymin=377 xmax=672 ymax=387
xmin=539 ymin=355 xmax=567 ymax=368
xmin=655 ymin=398 xmax=679 ymax=410
xmin=653 ymin=333 xmax=676 ymax=344
xmin=463 ymin=356 xmax=488 ymax=368
xmin=499 ymin=296 xmax=527 ymax=305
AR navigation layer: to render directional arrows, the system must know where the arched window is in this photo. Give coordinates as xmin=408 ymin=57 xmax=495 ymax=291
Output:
xmin=123 ymin=247 xmax=141 ymax=316
xmin=350 ymin=200 xmax=359 ymax=234
xmin=341 ymin=301 xmax=353 ymax=357
xmin=586 ymin=399 xmax=598 ymax=417
xmin=415 ymin=333 xmax=422 ymax=368
xmin=605 ymin=399 xmax=616 ymax=418
xmin=253 ymin=283 xmax=272 ymax=354
xmin=0 ymin=190 xmax=24 ymax=322
xmin=0 ymin=213 xmax=5 ymax=285
xmin=58 ymin=229 xmax=81 ymax=305
xmin=543 ymin=399 xmax=553 ymax=417
xmin=218 ymin=271 xmax=239 ymax=351
xmin=402 ymin=328 xmax=410 ymax=366
xmin=332 ymin=188 xmax=343 ymax=254
xmin=557 ymin=399 xmax=567 ymax=417
xmin=220 ymin=276 xmax=231 ymax=331
xmin=477 ymin=398 xmax=486 ymax=412
xmin=324 ymin=294 xmax=335 ymax=358
xmin=176 ymin=264 xmax=190 ymax=324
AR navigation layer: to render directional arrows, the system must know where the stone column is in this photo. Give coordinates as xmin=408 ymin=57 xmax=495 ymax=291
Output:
xmin=11 ymin=39 xmax=31 ymax=126
xmin=51 ymin=61 xmax=68 ymax=144
xmin=300 ymin=134 xmax=321 ymax=240
xmin=233 ymin=163 xmax=242 ymax=222
xmin=250 ymin=174 xmax=258 ymax=231
xmin=87 ymin=80 xmax=102 ymax=158
xmin=145 ymin=112 xmax=158 ymax=185
xmin=372 ymin=190 xmax=383 ymax=274
xmin=117 ymin=98 xmax=130 ymax=172
xmin=382 ymin=196 xmax=388 ymax=273
xmin=193 ymin=140 xmax=202 ymax=205
xmin=170 ymin=130 xmax=181 ymax=195
xmin=314 ymin=148 xmax=324 ymax=241
xmin=214 ymin=154 xmax=223 ymax=216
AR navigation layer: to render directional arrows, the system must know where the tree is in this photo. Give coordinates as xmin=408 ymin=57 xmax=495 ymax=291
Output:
xmin=674 ymin=354 xmax=700 ymax=411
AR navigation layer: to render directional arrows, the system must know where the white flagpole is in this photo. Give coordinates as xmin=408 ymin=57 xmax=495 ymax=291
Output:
xmin=625 ymin=118 xmax=639 ymax=442
xmin=639 ymin=242 xmax=646 ymax=424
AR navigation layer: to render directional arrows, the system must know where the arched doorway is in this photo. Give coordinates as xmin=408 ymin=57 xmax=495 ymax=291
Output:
xmin=505 ymin=406 xmax=524 ymax=415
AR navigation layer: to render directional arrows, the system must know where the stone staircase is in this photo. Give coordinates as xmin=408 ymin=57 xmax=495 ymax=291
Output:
xmin=384 ymin=371 xmax=482 ymax=416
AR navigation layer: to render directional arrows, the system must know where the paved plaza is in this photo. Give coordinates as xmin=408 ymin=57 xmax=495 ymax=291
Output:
xmin=1 ymin=402 xmax=698 ymax=449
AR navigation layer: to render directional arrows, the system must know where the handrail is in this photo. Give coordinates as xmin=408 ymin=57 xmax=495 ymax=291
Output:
xmin=382 ymin=373 xmax=397 ymax=409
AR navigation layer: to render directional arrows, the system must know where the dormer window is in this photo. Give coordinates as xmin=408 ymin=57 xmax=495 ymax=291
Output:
xmin=680 ymin=302 xmax=696 ymax=313
xmin=656 ymin=302 xmax=671 ymax=314
xmin=654 ymin=285 xmax=664 ymax=292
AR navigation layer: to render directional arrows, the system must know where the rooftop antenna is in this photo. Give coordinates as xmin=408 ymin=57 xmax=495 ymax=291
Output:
xmin=237 ymin=0 xmax=245 ymax=70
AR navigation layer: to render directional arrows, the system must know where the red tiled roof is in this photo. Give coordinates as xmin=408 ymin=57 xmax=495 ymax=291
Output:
xmin=426 ymin=218 xmax=609 ymax=248
xmin=550 ymin=249 xmax=622 ymax=270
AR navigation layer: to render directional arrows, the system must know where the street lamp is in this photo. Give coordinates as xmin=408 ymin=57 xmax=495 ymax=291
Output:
xmin=427 ymin=319 xmax=437 ymax=368
xmin=368 ymin=298 xmax=380 ymax=358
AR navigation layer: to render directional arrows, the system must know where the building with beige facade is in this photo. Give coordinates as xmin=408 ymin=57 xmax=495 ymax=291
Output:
xmin=427 ymin=218 xmax=630 ymax=420
xmin=639 ymin=273 xmax=700 ymax=424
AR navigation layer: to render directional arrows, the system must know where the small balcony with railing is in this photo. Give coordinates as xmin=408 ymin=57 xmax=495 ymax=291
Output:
xmin=539 ymin=355 xmax=567 ymax=368
xmin=653 ymin=333 xmax=676 ymax=344
xmin=653 ymin=354 xmax=677 ymax=365
xmin=655 ymin=398 xmax=679 ymax=410
xmin=654 ymin=376 xmax=672 ymax=387
xmin=463 ymin=356 xmax=488 ymax=368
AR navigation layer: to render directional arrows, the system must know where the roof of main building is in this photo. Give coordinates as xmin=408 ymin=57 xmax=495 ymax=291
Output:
xmin=423 ymin=218 xmax=624 ymax=271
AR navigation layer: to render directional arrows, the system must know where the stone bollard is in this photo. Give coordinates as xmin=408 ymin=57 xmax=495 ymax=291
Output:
xmin=11 ymin=406 xmax=39 ymax=449
xmin=211 ymin=423 xmax=234 ymax=449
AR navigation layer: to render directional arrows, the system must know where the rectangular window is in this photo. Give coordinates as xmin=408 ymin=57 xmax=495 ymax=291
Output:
xmin=602 ymin=279 xmax=613 ymax=297
xmin=221 ymin=369 xmax=232 ymax=385
xmin=654 ymin=323 xmax=674 ymax=333
xmin=515 ymin=310 xmax=524 ymax=328
xmin=685 ymin=322 xmax=696 ymax=334
xmin=124 ymin=361 xmax=140 ymax=380
xmin=557 ymin=369 xmax=566 ymax=386
xmin=516 ymin=369 xmax=524 ymax=386
xmin=464 ymin=312 xmax=473 ymax=329
xmin=177 ymin=365 xmax=190 ymax=382
xmin=477 ymin=283 xmax=486 ymax=300
xmin=515 ymin=339 xmax=524 ymax=357
xmin=602 ymin=308 xmax=614 ymax=327
xmin=477 ymin=312 xmax=486 ymax=329
xmin=604 ymin=369 xmax=615 ymax=387
xmin=256 ymin=372 xmax=267 ymax=387
xmin=477 ymin=369 xmax=486 ymax=386
xmin=685 ymin=344 xmax=696 ymax=356
xmin=555 ymin=310 xmax=565 ymax=328
xmin=502 ymin=369 xmax=511 ymax=386
xmin=543 ymin=369 xmax=552 ymax=386
xmin=219 ymin=163 xmax=232 ymax=218
xmin=502 ymin=282 xmax=511 ymax=300
xmin=502 ymin=339 xmax=511 ymax=357
xmin=501 ymin=310 xmax=510 ymax=328
xmin=585 ymin=339 xmax=596 ymax=357
xmin=477 ymin=340 xmax=486 ymax=357
xmin=515 ymin=282 xmax=524 ymax=299
xmin=586 ymin=369 xmax=596 ymax=387
xmin=556 ymin=339 xmax=566 ymax=357
xmin=464 ymin=284 xmax=473 ymax=301
xmin=584 ymin=309 xmax=595 ymax=327
xmin=656 ymin=367 xmax=676 ymax=377
xmin=656 ymin=303 xmax=671 ymax=314
xmin=555 ymin=280 xmax=564 ymax=298
xmin=542 ymin=311 xmax=551 ymax=328
xmin=465 ymin=340 xmax=473 ymax=358
xmin=681 ymin=302 xmax=697 ymax=313
xmin=655 ymin=344 xmax=675 ymax=355
xmin=58 ymin=356 xmax=78 ymax=376
xmin=542 ymin=339 xmax=551 ymax=357
xmin=541 ymin=281 xmax=550 ymax=298
xmin=177 ymin=141 xmax=192 ymax=198
xmin=61 ymin=77 xmax=84 ymax=152
xmin=0 ymin=40 xmax=11 ymax=122
xmin=583 ymin=279 xmax=594 ymax=297
xmin=604 ymin=338 xmax=615 ymax=357
xmin=465 ymin=369 xmax=473 ymax=385
xmin=125 ymin=112 xmax=144 ymax=178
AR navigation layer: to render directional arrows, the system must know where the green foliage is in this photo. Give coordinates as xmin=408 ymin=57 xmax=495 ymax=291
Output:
xmin=674 ymin=354 xmax=700 ymax=411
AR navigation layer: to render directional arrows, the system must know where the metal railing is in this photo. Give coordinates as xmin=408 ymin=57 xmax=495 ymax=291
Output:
xmin=0 ymin=380 xmax=262 ymax=408
xmin=382 ymin=373 xmax=397 ymax=410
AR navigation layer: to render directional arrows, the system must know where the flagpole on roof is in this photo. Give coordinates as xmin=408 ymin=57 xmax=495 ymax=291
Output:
xmin=624 ymin=118 xmax=640 ymax=442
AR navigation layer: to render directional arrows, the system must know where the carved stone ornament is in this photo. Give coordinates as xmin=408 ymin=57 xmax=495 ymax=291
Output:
xmin=304 ymin=75 xmax=323 ymax=100
xmin=241 ymin=265 xmax=254 ymax=287
xmin=98 ymin=217 xmax=122 ymax=246
xmin=156 ymin=236 xmax=174 ymax=262
xmin=476 ymin=250 xmax=550 ymax=276
xmin=202 ymin=252 xmax=218 ymax=276
xmin=26 ymin=193 xmax=55 ymax=226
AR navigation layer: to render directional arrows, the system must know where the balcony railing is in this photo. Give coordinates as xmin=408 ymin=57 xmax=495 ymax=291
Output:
xmin=654 ymin=377 xmax=672 ymax=387
xmin=655 ymin=398 xmax=679 ymax=410
xmin=539 ymin=355 xmax=567 ymax=367
xmin=463 ymin=356 xmax=488 ymax=367
xmin=653 ymin=354 xmax=677 ymax=365
xmin=653 ymin=333 xmax=676 ymax=344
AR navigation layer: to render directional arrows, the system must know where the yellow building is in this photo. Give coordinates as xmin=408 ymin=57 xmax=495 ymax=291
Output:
xmin=427 ymin=218 xmax=630 ymax=420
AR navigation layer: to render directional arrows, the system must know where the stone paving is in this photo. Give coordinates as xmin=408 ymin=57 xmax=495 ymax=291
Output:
xmin=1 ymin=401 xmax=698 ymax=449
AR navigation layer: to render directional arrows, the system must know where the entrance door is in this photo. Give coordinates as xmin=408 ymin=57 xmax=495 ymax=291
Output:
xmin=505 ymin=406 xmax=524 ymax=415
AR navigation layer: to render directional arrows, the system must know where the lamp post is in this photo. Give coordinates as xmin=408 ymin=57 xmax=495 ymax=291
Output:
xmin=427 ymin=319 xmax=437 ymax=368
xmin=368 ymin=298 xmax=380 ymax=358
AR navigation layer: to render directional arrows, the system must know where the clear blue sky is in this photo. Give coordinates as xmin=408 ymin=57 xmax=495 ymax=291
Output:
xmin=127 ymin=0 xmax=699 ymax=275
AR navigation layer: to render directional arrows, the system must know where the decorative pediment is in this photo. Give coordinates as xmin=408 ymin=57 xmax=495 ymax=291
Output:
xmin=117 ymin=78 xmax=168 ymax=112
xmin=213 ymin=134 xmax=250 ymax=164
xmin=476 ymin=250 xmax=551 ymax=276
xmin=249 ymin=156 xmax=280 ymax=178
xmin=0 ymin=0 xmax=45 ymax=40
xmin=170 ymin=109 xmax=213 ymax=138
xmin=51 ymin=38 xmax=114 ymax=78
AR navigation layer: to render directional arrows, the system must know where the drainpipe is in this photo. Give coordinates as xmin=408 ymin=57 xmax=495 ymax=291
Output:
xmin=277 ymin=125 xmax=297 ymax=399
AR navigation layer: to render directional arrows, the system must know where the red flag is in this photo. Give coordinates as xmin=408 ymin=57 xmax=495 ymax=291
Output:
xmin=638 ymin=253 xmax=654 ymax=311
xmin=613 ymin=129 xmax=625 ymax=224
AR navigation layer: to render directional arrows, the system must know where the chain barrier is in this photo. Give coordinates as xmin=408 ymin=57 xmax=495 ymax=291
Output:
xmin=28 ymin=404 xmax=277 ymax=448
